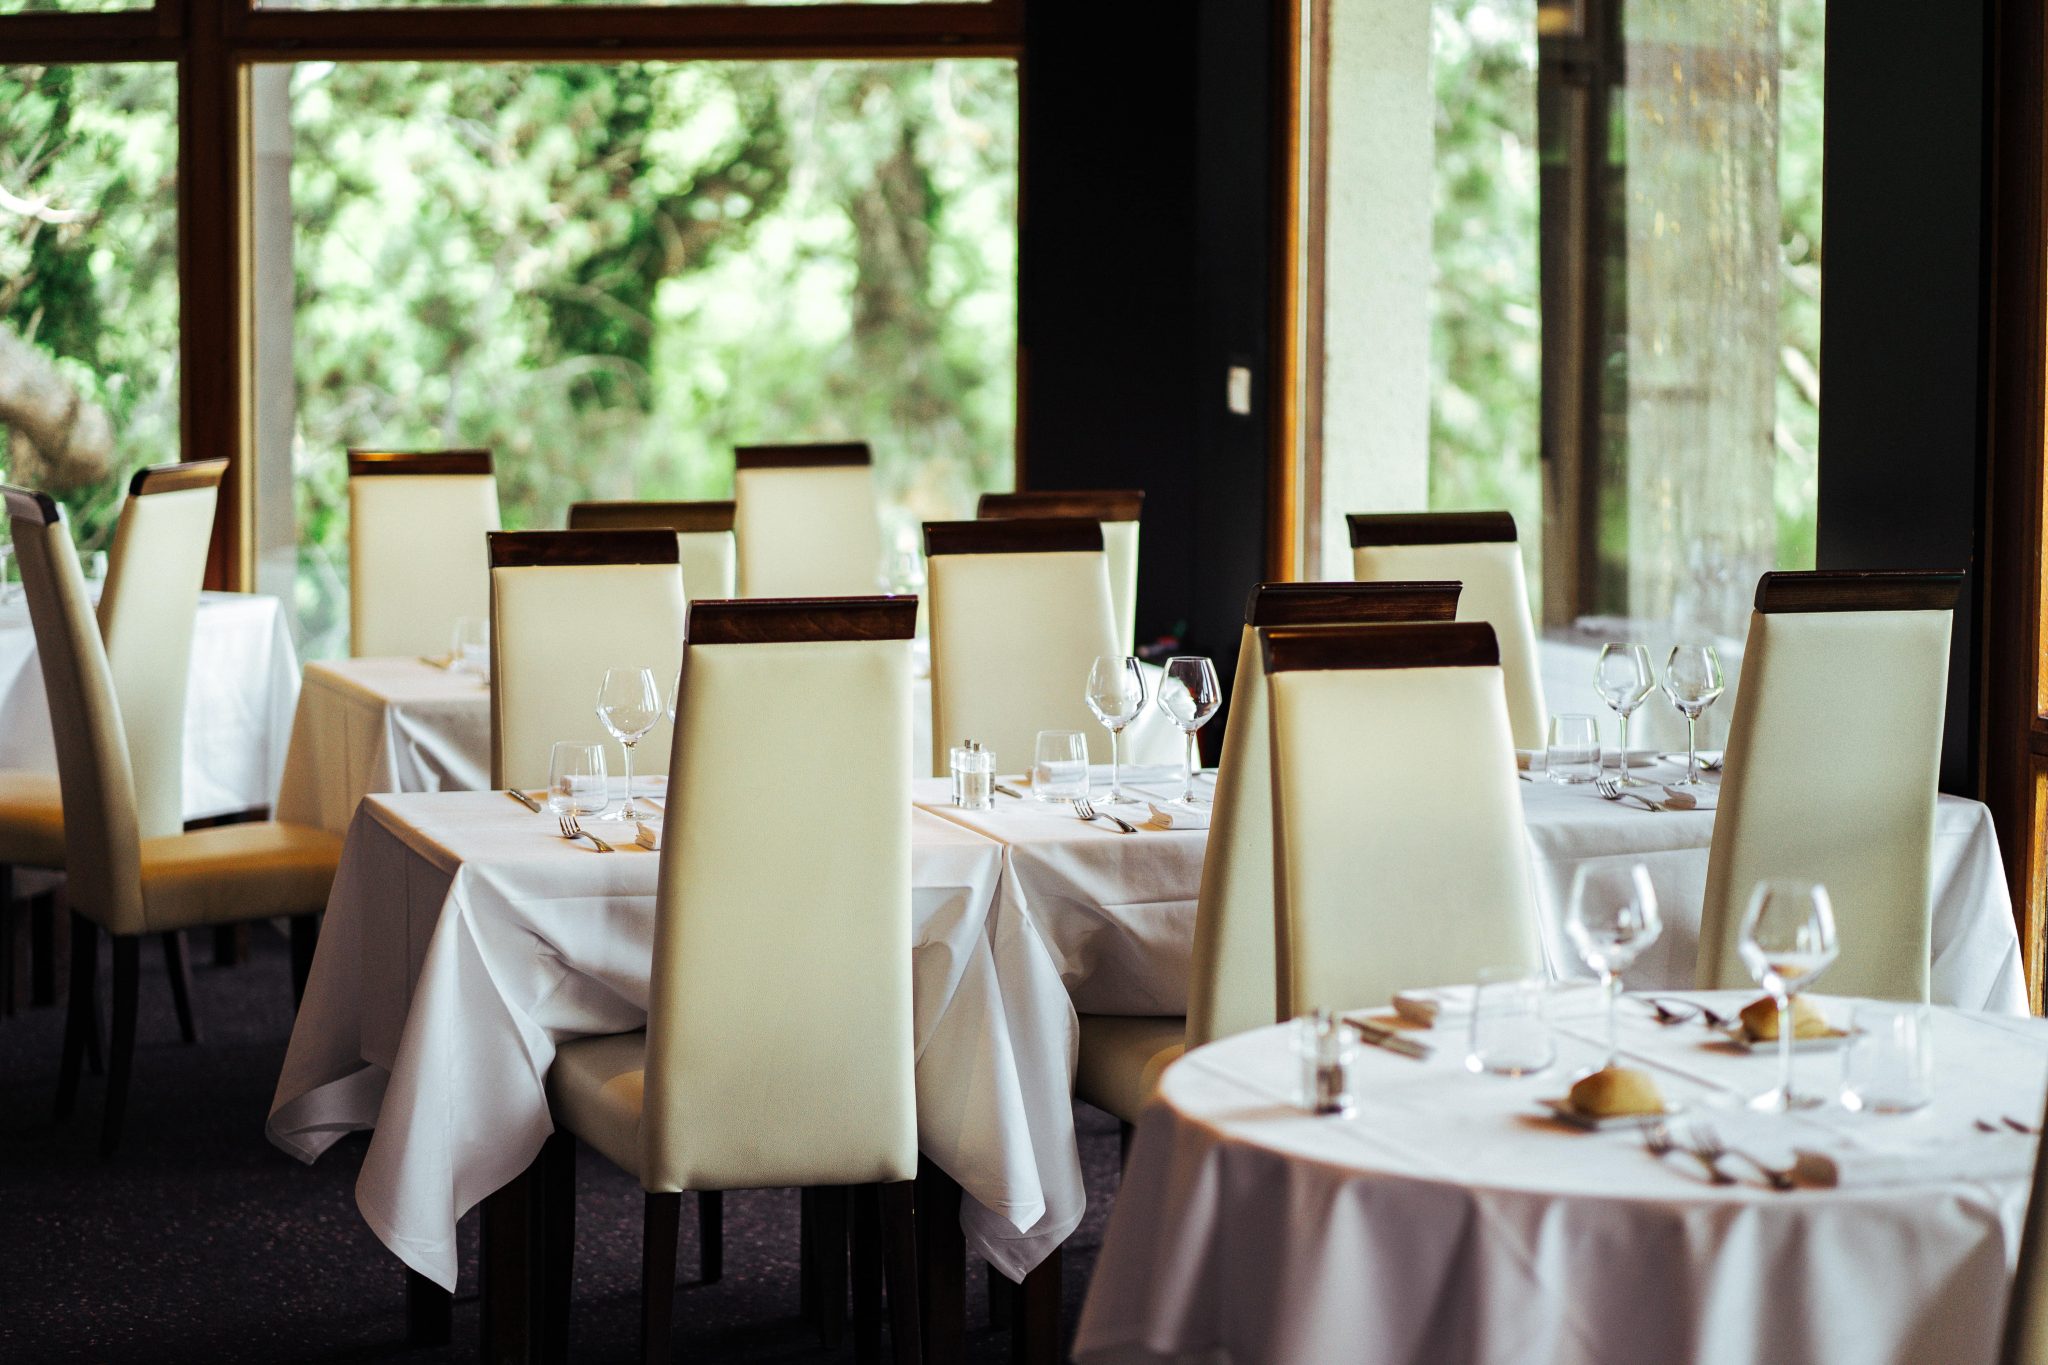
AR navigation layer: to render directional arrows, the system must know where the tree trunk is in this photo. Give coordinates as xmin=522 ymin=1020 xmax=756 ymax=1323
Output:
xmin=0 ymin=324 xmax=114 ymax=490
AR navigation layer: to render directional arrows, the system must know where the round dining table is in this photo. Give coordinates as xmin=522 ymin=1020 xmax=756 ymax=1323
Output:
xmin=1074 ymin=990 xmax=2048 ymax=1365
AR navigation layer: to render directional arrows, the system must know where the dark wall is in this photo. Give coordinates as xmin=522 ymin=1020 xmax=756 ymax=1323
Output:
xmin=1817 ymin=1 xmax=1990 ymax=793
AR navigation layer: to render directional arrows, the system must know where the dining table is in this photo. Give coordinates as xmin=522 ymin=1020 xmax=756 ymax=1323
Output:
xmin=1074 ymin=990 xmax=2048 ymax=1365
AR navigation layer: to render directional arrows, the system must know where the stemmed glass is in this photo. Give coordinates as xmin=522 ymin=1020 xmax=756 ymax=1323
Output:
xmin=1086 ymin=655 xmax=1147 ymax=804
xmin=0 ymin=544 xmax=16 ymax=605
xmin=1155 ymin=656 xmax=1222 ymax=805
xmin=595 ymin=667 xmax=664 ymax=822
xmin=1739 ymin=881 xmax=1839 ymax=1112
xmin=1565 ymin=861 xmax=1662 ymax=1068
xmin=1662 ymin=644 xmax=1725 ymax=787
xmin=1595 ymin=643 xmax=1655 ymax=786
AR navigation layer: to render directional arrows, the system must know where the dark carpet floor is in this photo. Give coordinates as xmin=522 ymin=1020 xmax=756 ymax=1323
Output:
xmin=0 ymin=926 xmax=1122 ymax=1363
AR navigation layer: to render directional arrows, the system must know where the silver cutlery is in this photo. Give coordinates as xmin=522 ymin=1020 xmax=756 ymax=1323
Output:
xmin=2005 ymin=1115 xmax=2042 ymax=1135
xmin=994 ymin=784 xmax=1026 ymax=800
xmin=1644 ymin=1121 xmax=1731 ymax=1184
xmin=1692 ymin=1124 xmax=1794 ymax=1190
xmin=1976 ymin=1118 xmax=2002 ymax=1134
xmin=1345 ymin=1017 xmax=1432 ymax=1061
xmin=557 ymin=813 xmax=614 ymax=853
xmin=1594 ymin=775 xmax=1663 ymax=812
xmin=1074 ymin=796 xmax=1136 ymax=834
xmin=505 ymin=788 xmax=543 ymax=813
xmin=1639 ymin=996 xmax=1733 ymax=1029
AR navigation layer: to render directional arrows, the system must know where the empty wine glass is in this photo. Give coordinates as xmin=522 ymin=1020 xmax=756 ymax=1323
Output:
xmin=595 ymin=667 xmax=664 ymax=822
xmin=1565 ymin=861 xmax=1662 ymax=1068
xmin=1156 ymin=655 xmax=1222 ymax=805
xmin=1086 ymin=655 xmax=1146 ymax=803
xmin=1739 ymin=880 xmax=1839 ymax=1112
xmin=1595 ymin=643 xmax=1655 ymax=786
xmin=1662 ymin=644 xmax=1725 ymax=787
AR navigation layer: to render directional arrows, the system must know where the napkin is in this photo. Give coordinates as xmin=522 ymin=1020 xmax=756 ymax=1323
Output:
xmin=1791 ymin=1135 xmax=2037 ymax=1189
xmin=634 ymin=820 xmax=662 ymax=851
xmin=1145 ymin=802 xmax=1211 ymax=832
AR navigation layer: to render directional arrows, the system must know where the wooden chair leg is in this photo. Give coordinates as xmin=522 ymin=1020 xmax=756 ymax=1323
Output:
xmin=541 ymin=1131 xmax=576 ymax=1365
xmin=800 ymin=1187 xmax=818 ymax=1323
xmin=0 ymin=864 xmax=14 ymax=1017
xmin=697 ymin=1189 xmax=723 ymax=1283
xmin=405 ymin=1268 xmax=452 ymax=1347
xmin=853 ymin=1185 xmax=883 ymax=1365
xmin=880 ymin=1179 xmax=923 ymax=1365
xmin=100 ymin=935 xmax=139 ymax=1159
xmin=211 ymin=924 xmax=245 ymax=967
xmin=161 ymin=930 xmax=199 ymax=1043
xmin=988 ymin=1263 xmax=1014 ymax=1329
xmin=813 ymin=1185 xmax=849 ymax=1350
xmin=290 ymin=912 xmax=320 ymax=1008
xmin=1010 ymin=1247 xmax=1062 ymax=1365
xmin=55 ymin=912 xmax=98 ymax=1119
xmin=641 ymin=1191 xmax=681 ymax=1365
xmin=915 ymin=1157 xmax=965 ymax=1365
xmin=29 ymin=890 xmax=55 ymax=1007
xmin=482 ymin=1151 xmax=549 ymax=1365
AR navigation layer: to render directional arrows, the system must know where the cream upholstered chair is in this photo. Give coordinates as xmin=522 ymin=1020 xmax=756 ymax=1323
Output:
xmin=1348 ymin=511 xmax=1548 ymax=749
xmin=6 ymin=484 xmax=341 ymax=1156
xmin=924 ymin=517 xmax=1118 ymax=779
xmin=979 ymin=490 xmax=1144 ymax=653
xmin=487 ymin=530 xmax=686 ymax=793
xmin=1074 ymin=582 xmax=1464 ymax=1127
xmin=2001 ymin=1089 xmax=2048 ymax=1365
xmin=1264 ymin=620 xmax=1544 ymax=1015
xmin=0 ymin=459 xmax=226 ymax=1030
xmin=732 ymin=442 xmax=882 ymax=598
xmin=1696 ymin=570 xmax=1962 ymax=1002
xmin=535 ymin=596 xmax=921 ymax=1364
xmin=566 ymin=499 xmax=738 ymax=605
xmin=347 ymin=448 xmax=499 ymax=658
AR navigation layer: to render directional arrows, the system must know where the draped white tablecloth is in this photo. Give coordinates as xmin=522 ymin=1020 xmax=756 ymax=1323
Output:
xmin=0 ymin=589 xmax=299 ymax=821
xmin=1076 ymin=992 xmax=2048 ymax=1365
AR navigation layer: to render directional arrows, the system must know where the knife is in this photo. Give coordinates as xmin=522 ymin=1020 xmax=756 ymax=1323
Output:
xmin=1344 ymin=1017 xmax=1433 ymax=1061
xmin=504 ymin=789 xmax=543 ymax=813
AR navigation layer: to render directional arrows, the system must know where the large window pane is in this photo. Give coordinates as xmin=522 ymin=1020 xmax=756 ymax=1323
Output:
xmin=0 ymin=63 xmax=179 ymax=556
xmin=271 ymin=59 xmax=1016 ymax=658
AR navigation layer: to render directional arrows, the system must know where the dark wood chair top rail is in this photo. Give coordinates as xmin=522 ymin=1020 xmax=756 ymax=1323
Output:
xmin=567 ymin=500 xmax=737 ymax=535
xmin=488 ymin=529 xmax=682 ymax=569
xmin=733 ymin=442 xmax=872 ymax=471
xmin=2 ymin=484 xmax=61 ymax=527
xmin=1346 ymin=510 xmax=1519 ymax=548
xmin=924 ymin=517 xmax=1104 ymax=558
xmin=977 ymin=490 xmax=1145 ymax=524
xmin=688 ymin=595 xmax=918 ymax=645
xmin=1246 ymin=580 xmax=1463 ymax=627
xmin=347 ymin=449 xmax=495 ymax=478
xmin=1260 ymin=621 xmax=1501 ymax=675
xmin=129 ymin=458 xmax=228 ymax=497
xmin=1753 ymin=569 xmax=1966 ymax=614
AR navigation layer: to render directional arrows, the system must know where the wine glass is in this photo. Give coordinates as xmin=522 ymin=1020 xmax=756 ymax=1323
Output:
xmin=1155 ymin=656 xmax=1221 ymax=805
xmin=1565 ymin=861 xmax=1662 ymax=1068
xmin=1086 ymin=655 xmax=1146 ymax=803
xmin=1595 ymin=643 xmax=1654 ymax=786
xmin=595 ymin=667 xmax=664 ymax=821
xmin=1738 ymin=880 xmax=1839 ymax=1112
xmin=1662 ymin=644 xmax=1725 ymax=787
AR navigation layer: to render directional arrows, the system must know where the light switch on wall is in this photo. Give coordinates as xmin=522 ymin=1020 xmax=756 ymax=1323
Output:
xmin=1226 ymin=365 xmax=1253 ymax=415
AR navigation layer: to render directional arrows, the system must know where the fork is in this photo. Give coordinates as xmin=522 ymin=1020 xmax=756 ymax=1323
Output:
xmin=1595 ymin=775 xmax=1663 ymax=812
xmin=558 ymin=813 xmax=614 ymax=853
xmin=1644 ymin=1121 xmax=1732 ymax=1184
xmin=1692 ymin=1124 xmax=1794 ymax=1190
xmin=1640 ymin=996 xmax=1734 ymax=1029
xmin=1074 ymin=796 xmax=1136 ymax=834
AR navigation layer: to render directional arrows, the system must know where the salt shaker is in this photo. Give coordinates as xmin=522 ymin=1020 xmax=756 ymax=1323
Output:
xmin=950 ymin=740 xmax=993 ymax=811
xmin=1294 ymin=1009 xmax=1357 ymax=1117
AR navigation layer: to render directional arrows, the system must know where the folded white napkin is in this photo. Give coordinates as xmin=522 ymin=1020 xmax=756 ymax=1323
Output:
xmin=634 ymin=820 xmax=662 ymax=851
xmin=1145 ymin=802 xmax=1211 ymax=832
xmin=1792 ymin=1135 xmax=2037 ymax=1189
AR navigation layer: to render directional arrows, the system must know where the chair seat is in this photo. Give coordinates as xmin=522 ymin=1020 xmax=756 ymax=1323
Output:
xmin=137 ymin=821 xmax=343 ymax=933
xmin=549 ymin=1029 xmax=648 ymax=1181
xmin=1076 ymin=1014 xmax=1187 ymax=1124
xmin=0 ymin=769 xmax=64 ymax=869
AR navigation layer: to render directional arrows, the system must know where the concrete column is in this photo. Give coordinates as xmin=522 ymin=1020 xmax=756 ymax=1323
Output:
xmin=248 ymin=64 xmax=299 ymax=635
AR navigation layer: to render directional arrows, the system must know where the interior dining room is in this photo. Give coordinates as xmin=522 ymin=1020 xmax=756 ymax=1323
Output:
xmin=6 ymin=0 xmax=2048 ymax=1361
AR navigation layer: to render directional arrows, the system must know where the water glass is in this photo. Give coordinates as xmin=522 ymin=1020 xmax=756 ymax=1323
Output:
xmin=1032 ymin=731 xmax=1090 ymax=802
xmin=1466 ymin=968 xmax=1553 ymax=1076
xmin=1841 ymin=1004 xmax=1934 ymax=1114
xmin=1293 ymin=1010 xmax=1357 ymax=1116
xmin=1546 ymin=714 xmax=1601 ymax=785
xmin=546 ymin=741 xmax=610 ymax=817
xmin=450 ymin=616 xmax=490 ymax=677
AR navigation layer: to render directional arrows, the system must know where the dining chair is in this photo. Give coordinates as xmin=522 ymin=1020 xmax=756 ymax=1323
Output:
xmin=923 ymin=516 xmax=1118 ymax=779
xmin=1348 ymin=511 xmax=1548 ymax=749
xmin=0 ymin=458 xmax=226 ymax=1029
xmin=978 ymin=490 xmax=1144 ymax=653
xmin=487 ymin=529 xmax=686 ymax=793
xmin=732 ymin=442 xmax=882 ymax=598
xmin=1696 ymin=570 xmax=1962 ymax=1002
xmin=1264 ymin=620 xmax=1544 ymax=1015
xmin=1074 ymin=582 xmax=1464 ymax=1130
xmin=347 ymin=448 xmax=500 ymax=658
xmin=5 ymin=483 xmax=342 ymax=1157
xmin=2000 ymin=1089 xmax=2048 ymax=1365
xmin=533 ymin=596 xmax=921 ymax=1365
xmin=566 ymin=499 xmax=738 ymax=604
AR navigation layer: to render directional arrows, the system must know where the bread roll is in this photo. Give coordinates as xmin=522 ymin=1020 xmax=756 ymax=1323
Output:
xmin=1738 ymin=995 xmax=1831 ymax=1042
xmin=1568 ymin=1066 xmax=1665 ymax=1118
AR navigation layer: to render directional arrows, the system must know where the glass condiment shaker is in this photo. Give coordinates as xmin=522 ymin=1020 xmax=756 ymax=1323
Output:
xmin=950 ymin=740 xmax=993 ymax=810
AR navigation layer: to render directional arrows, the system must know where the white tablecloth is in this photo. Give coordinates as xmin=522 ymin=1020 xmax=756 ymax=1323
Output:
xmin=1075 ymin=994 xmax=2048 ymax=1365
xmin=0 ymin=589 xmax=299 ymax=821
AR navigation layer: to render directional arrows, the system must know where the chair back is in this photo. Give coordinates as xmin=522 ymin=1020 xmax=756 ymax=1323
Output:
xmin=5 ymin=487 xmax=145 ymax=934
xmin=487 ymin=530 xmax=686 ymax=791
xmin=347 ymin=449 xmax=500 ymax=657
xmin=567 ymin=500 xmax=737 ymax=605
xmin=979 ymin=490 xmax=1144 ymax=653
xmin=1263 ymin=621 xmax=1541 ymax=1015
xmin=642 ymin=597 xmax=918 ymax=1192
xmin=924 ymin=517 xmax=1118 ymax=779
xmin=2001 ymin=1089 xmax=2048 ymax=1365
xmin=98 ymin=460 xmax=226 ymax=840
xmin=732 ymin=443 xmax=881 ymax=598
xmin=1187 ymin=581 xmax=1462 ymax=1047
xmin=1348 ymin=511 xmax=1548 ymax=749
xmin=1697 ymin=570 xmax=1960 ymax=1001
